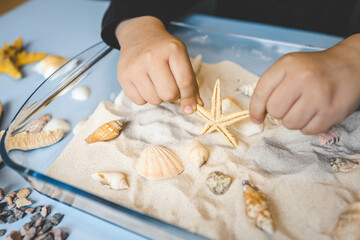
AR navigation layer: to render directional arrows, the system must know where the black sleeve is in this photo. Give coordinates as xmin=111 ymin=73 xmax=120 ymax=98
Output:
xmin=101 ymin=0 xmax=200 ymax=49
xmin=348 ymin=0 xmax=360 ymax=35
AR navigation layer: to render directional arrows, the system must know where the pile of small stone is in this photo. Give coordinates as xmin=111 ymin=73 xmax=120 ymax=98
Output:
xmin=0 ymin=187 xmax=69 ymax=240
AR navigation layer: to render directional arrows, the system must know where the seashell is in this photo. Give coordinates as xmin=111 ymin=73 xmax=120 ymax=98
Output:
xmin=222 ymin=97 xmax=242 ymax=114
xmin=32 ymin=55 xmax=78 ymax=78
xmin=71 ymin=86 xmax=90 ymax=101
xmin=317 ymin=129 xmax=340 ymax=146
xmin=136 ymin=145 xmax=184 ymax=180
xmin=188 ymin=142 xmax=209 ymax=168
xmin=85 ymin=120 xmax=123 ymax=144
xmin=238 ymin=82 xmax=257 ymax=97
xmin=91 ymin=172 xmax=129 ymax=190
xmin=20 ymin=113 xmax=52 ymax=133
xmin=242 ymin=180 xmax=274 ymax=235
xmin=266 ymin=114 xmax=281 ymax=126
xmin=335 ymin=201 xmax=360 ymax=240
xmin=73 ymin=118 xmax=88 ymax=135
xmin=7 ymin=130 xmax=64 ymax=151
xmin=329 ymin=158 xmax=359 ymax=172
xmin=206 ymin=171 xmax=232 ymax=195
xmin=236 ymin=118 xmax=264 ymax=137
xmin=191 ymin=54 xmax=202 ymax=75
xmin=43 ymin=118 xmax=71 ymax=134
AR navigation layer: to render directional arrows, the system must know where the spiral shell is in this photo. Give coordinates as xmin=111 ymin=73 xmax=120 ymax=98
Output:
xmin=85 ymin=120 xmax=123 ymax=144
xmin=91 ymin=172 xmax=129 ymax=190
xmin=136 ymin=146 xmax=184 ymax=180
xmin=242 ymin=180 xmax=274 ymax=235
xmin=335 ymin=201 xmax=360 ymax=240
xmin=188 ymin=142 xmax=209 ymax=168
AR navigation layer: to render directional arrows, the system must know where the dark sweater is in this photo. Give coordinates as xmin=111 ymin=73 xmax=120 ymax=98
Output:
xmin=101 ymin=0 xmax=360 ymax=49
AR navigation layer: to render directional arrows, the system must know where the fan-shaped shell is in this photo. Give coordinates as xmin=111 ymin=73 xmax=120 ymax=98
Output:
xmin=136 ymin=146 xmax=184 ymax=180
xmin=91 ymin=172 xmax=129 ymax=190
xmin=85 ymin=120 xmax=123 ymax=143
xmin=335 ymin=201 xmax=360 ymax=240
xmin=188 ymin=142 xmax=209 ymax=168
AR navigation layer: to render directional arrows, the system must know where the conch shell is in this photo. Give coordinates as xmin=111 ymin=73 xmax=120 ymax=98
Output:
xmin=136 ymin=145 xmax=184 ymax=180
xmin=238 ymin=82 xmax=257 ymax=97
xmin=335 ymin=201 xmax=360 ymax=240
xmin=91 ymin=172 xmax=129 ymax=190
xmin=188 ymin=142 xmax=209 ymax=168
xmin=329 ymin=158 xmax=359 ymax=172
xmin=317 ymin=129 xmax=340 ymax=146
xmin=242 ymin=180 xmax=274 ymax=235
xmin=19 ymin=113 xmax=52 ymax=133
xmin=85 ymin=120 xmax=123 ymax=144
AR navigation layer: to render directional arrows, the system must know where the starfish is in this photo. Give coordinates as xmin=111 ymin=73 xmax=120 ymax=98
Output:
xmin=196 ymin=79 xmax=249 ymax=148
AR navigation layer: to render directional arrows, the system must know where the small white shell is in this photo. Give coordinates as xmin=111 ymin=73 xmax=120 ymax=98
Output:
xmin=32 ymin=55 xmax=78 ymax=78
xmin=71 ymin=86 xmax=90 ymax=101
xmin=329 ymin=158 xmax=359 ymax=172
xmin=335 ymin=201 xmax=360 ymax=240
xmin=238 ymin=82 xmax=257 ymax=97
xmin=43 ymin=118 xmax=71 ymax=134
xmin=236 ymin=118 xmax=264 ymax=137
xmin=91 ymin=172 xmax=129 ymax=190
xmin=188 ymin=142 xmax=209 ymax=168
xmin=73 ymin=118 xmax=88 ymax=135
xmin=222 ymin=97 xmax=242 ymax=114
xmin=136 ymin=146 xmax=184 ymax=180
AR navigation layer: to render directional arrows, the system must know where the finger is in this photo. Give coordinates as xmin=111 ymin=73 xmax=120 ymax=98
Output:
xmin=133 ymin=75 xmax=163 ymax=105
xmin=266 ymin=78 xmax=301 ymax=119
xmin=149 ymin=62 xmax=180 ymax=102
xmin=121 ymin=81 xmax=146 ymax=105
xmin=281 ymin=96 xmax=317 ymax=130
xmin=250 ymin=61 xmax=286 ymax=123
xmin=300 ymin=111 xmax=331 ymax=135
xmin=169 ymin=49 xmax=199 ymax=115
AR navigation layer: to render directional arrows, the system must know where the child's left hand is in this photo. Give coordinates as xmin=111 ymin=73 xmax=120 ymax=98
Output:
xmin=250 ymin=34 xmax=360 ymax=134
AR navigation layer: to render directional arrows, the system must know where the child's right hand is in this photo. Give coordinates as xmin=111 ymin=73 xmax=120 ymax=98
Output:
xmin=115 ymin=16 xmax=202 ymax=115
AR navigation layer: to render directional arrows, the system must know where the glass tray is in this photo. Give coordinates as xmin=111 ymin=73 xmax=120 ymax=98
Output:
xmin=0 ymin=21 xmax=321 ymax=240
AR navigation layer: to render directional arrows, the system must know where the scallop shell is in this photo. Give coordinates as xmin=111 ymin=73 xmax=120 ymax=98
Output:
xmin=266 ymin=114 xmax=281 ymax=125
xmin=222 ymin=97 xmax=242 ymax=114
xmin=329 ymin=158 xmax=359 ymax=172
xmin=206 ymin=171 xmax=232 ymax=195
xmin=85 ymin=120 xmax=123 ymax=144
xmin=317 ymin=129 xmax=340 ymax=146
xmin=242 ymin=180 xmax=274 ymax=235
xmin=91 ymin=172 xmax=129 ymax=190
xmin=238 ymin=82 xmax=257 ymax=97
xmin=188 ymin=142 xmax=209 ymax=168
xmin=136 ymin=146 xmax=184 ymax=180
xmin=335 ymin=201 xmax=360 ymax=240
xmin=20 ymin=113 xmax=52 ymax=133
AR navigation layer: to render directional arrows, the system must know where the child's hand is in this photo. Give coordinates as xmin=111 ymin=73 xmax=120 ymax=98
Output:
xmin=250 ymin=34 xmax=360 ymax=134
xmin=115 ymin=16 xmax=201 ymax=114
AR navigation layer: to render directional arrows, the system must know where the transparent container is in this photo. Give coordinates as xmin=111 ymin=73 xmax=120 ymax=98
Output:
xmin=0 ymin=22 xmax=321 ymax=240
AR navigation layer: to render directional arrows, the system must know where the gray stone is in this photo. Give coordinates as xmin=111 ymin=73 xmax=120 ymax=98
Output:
xmin=6 ymin=214 xmax=18 ymax=223
xmin=0 ymin=229 xmax=6 ymax=237
xmin=50 ymin=213 xmax=64 ymax=226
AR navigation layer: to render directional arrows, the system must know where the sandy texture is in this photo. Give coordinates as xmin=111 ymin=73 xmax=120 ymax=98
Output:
xmin=47 ymin=58 xmax=360 ymax=240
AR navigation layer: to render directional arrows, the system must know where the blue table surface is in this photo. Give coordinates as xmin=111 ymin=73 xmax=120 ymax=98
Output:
xmin=0 ymin=0 xmax=343 ymax=239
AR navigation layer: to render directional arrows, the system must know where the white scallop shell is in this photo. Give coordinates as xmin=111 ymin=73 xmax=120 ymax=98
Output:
xmin=188 ymin=142 xmax=209 ymax=168
xmin=238 ymin=82 xmax=257 ymax=97
xmin=335 ymin=201 xmax=360 ymax=240
xmin=136 ymin=146 xmax=184 ymax=180
xmin=222 ymin=97 xmax=242 ymax=114
xmin=73 ymin=118 xmax=88 ymax=135
xmin=91 ymin=172 xmax=129 ymax=190
xmin=71 ymin=86 xmax=90 ymax=101
xmin=43 ymin=118 xmax=71 ymax=133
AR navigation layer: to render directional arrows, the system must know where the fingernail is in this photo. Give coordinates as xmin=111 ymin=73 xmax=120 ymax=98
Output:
xmin=184 ymin=105 xmax=194 ymax=115
xmin=250 ymin=117 xmax=262 ymax=124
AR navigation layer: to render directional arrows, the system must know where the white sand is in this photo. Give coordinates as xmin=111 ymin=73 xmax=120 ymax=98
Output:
xmin=47 ymin=58 xmax=360 ymax=240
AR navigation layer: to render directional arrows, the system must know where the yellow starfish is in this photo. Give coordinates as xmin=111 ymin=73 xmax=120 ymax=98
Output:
xmin=196 ymin=79 xmax=249 ymax=148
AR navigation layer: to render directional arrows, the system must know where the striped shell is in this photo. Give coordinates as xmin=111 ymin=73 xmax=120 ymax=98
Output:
xmin=91 ymin=172 xmax=129 ymax=190
xmin=85 ymin=120 xmax=123 ymax=143
xmin=19 ymin=113 xmax=52 ymax=133
xmin=317 ymin=129 xmax=340 ymax=146
xmin=136 ymin=146 xmax=184 ymax=180
xmin=242 ymin=180 xmax=274 ymax=235
xmin=335 ymin=202 xmax=360 ymax=240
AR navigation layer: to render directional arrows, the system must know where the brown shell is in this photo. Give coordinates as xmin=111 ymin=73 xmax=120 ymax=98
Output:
xmin=85 ymin=120 xmax=123 ymax=144
xmin=335 ymin=202 xmax=360 ymax=240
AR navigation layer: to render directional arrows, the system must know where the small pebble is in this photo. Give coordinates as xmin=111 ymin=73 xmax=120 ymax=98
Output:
xmin=35 ymin=216 xmax=44 ymax=227
xmin=13 ymin=208 xmax=25 ymax=219
xmin=5 ymin=196 xmax=13 ymax=205
xmin=0 ymin=210 xmax=13 ymax=217
xmin=16 ymin=188 xmax=31 ymax=199
xmin=41 ymin=205 xmax=51 ymax=217
xmin=206 ymin=171 xmax=232 ymax=195
xmin=6 ymin=215 xmax=18 ymax=223
xmin=71 ymin=86 xmax=90 ymax=101
xmin=8 ymin=204 xmax=16 ymax=210
xmin=0 ymin=188 xmax=4 ymax=200
xmin=22 ymin=227 xmax=37 ymax=240
xmin=5 ymin=231 xmax=21 ymax=240
xmin=0 ymin=201 xmax=7 ymax=210
xmin=0 ymin=229 xmax=7 ymax=237
xmin=52 ymin=228 xmax=69 ymax=240
xmin=20 ymin=223 xmax=31 ymax=236
xmin=43 ymin=234 xmax=55 ymax=240
xmin=34 ymin=232 xmax=52 ymax=240
xmin=25 ymin=208 xmax=35 ymax=214
xmin=35 ymin=206 xmax=43 ymax=212
xmin=7 ymin=191 xmax=17 ymax=199
xmin=31 ymin=213 xmax=42 ymax=222
xmin=0 ymin=215 xmax=6 ymax=224
xmin=50 ymin=213 xmax=64 ymax=226
xmin=39 ymin=219 xmax=52 ymax=235
xmin=15 ymin=198 xmax=32 ymax=208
